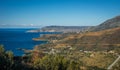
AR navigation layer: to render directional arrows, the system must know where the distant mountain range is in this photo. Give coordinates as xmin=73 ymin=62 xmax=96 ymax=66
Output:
xmin=40 ymin=26 xmax=91 ymax=33
xmin=27 ymin=26 xmax=91 ymax=33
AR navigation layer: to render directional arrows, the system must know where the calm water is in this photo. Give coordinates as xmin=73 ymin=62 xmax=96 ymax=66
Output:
xmin=0 ymin=28 xmax=50 ymax=56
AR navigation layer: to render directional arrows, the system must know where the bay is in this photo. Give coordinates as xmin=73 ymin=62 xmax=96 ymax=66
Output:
xmin=0 ymin=28 xmax=53 ymax=56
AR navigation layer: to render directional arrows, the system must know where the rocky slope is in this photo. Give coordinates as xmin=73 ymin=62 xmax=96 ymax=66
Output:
xmin=90 ymin=16 xmax=120 ymax=31
xmin=58 ymin=27 xmax=120 ymax=50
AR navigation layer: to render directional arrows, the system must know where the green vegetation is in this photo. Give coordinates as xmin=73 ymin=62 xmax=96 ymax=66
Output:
xmin=0 ymin=45 xmax=120 ymax=70
xmin=0 ymin=45 xmax=33 ymax=70
xmin=0 ymin=45 xmax=14 ymax=70
xmin=33 ymin=55 xmax=81 ymax=70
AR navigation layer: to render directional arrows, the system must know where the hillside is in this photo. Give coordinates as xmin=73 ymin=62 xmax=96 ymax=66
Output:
xmin=60 ymin=27 xmax=120 ymax=50
xmin=36 ymin=27 xmax=120 ymax=51
xmin=90 ymin=16 xmax=120 ymax=31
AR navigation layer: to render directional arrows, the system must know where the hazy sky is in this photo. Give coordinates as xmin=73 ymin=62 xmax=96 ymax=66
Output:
xmin=0 ymin=0 xmax=120 ymax=28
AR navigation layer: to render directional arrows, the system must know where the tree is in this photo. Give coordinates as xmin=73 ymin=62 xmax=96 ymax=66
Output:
xmin=0 ymin=45 xmax=14 ymax=70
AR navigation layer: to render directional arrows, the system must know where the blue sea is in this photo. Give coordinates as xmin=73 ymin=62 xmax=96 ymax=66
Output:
xmin=0 ymin=28 xmax=53 ymax=56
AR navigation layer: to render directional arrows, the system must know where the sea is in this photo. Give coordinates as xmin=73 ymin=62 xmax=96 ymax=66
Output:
xmin=0 ymin=28 xmax=55 ymax=56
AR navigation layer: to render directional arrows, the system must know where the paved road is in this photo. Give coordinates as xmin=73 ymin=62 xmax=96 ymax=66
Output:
xmin=107 ymin=55 xmax=120 ymax=70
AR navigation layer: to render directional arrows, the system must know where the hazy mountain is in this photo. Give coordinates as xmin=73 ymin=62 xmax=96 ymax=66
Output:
xmin=28 ymin=26 xmax=91 ymax=33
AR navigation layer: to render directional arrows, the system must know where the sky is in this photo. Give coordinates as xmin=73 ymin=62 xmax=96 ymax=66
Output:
xmin=0 ymin=0 xmax=120 ymax=28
